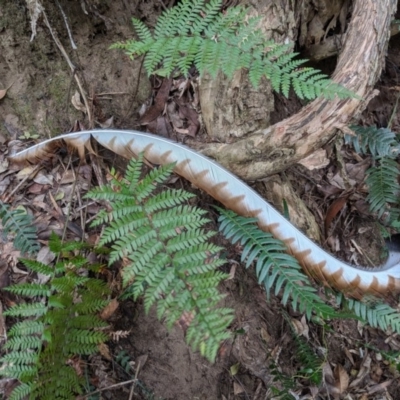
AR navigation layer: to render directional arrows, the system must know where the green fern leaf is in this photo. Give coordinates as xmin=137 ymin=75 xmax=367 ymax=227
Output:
xmin=0 ymin=202 xmax=39 ymax=254
xmin=88 ymin=154 xmax=233 ymax=362
xmin=1 ymin=234 xmax=111 ymax=399
xmin=345 ymin=126 xmax=400 ymax=157
xmin=8 ymin=382 xmax=33 ymax=400
xmin=366 ymin=157 xmax=400 ymax=218
xmin=113 ymin=0 xmax=356 ymax=100
xmin=4 ymin=302 xmax=47 ymax=318
xmin=6 ymin=283 xmax=50 ymax=297
xmin=218 ymin=208 xmax=335 ymax=319
xmin=336 ymin=293 xmax=400 ymax=333
xmin=345 ymin=125 xmax=400 ymax=221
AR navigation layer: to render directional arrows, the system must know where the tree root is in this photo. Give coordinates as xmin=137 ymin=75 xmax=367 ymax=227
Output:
xmin=191 ymin=0 xmax=397 ymax=181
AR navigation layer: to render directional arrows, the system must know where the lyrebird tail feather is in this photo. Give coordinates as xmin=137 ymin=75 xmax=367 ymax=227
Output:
xmin=9 ymin=130 xmax=400 ymax=299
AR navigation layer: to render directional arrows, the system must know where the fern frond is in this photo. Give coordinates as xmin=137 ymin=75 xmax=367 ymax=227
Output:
xmin=8 ymin=382 xmax=32 ymax=400
xmin=113 ymin=0 xmax=355 ymax=100
xmin=0 ymin=201 xmax=39 ymax=254
xmin=218 ymin=208 xmax=335 ymax=319
xmin=1 ymin=234 xmax=111 ymax=399
xmin=336 ymin=293 xmax=400 ymax=333
xmin=89 ymin=155 xmax=233 ymax=362
xmin=366 ymin=157 xmax=400 ymax=218
xmin=345 ymin=125 xmax=400 ymax=221
xmin=345 ymin=126 xmax=400 ymax=157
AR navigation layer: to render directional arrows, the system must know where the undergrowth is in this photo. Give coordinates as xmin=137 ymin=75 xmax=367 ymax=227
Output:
xmin=4 ymin=127 xmax=400 ymax=397
xmin=268 ymin=314 xmax=324 ymax=399
xmin=112 ymin=0 xmax=355 ymax=100
xmin=0 ymin=234 xmax=110 ymax=400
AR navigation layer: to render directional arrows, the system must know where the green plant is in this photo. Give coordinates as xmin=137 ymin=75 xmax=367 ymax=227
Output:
xmin=336 ymin=292 xmax=400 ymax=333
xmin=0 ymin=201 xmax=39 ymax=254
xmin=114 ymin=351 xmax=159 ymax=400
xmin=345 ymin=125 xmax=400 ymax=222
xmin=268 ymin=315 xmax=323 ymax=399
xmin=112 ymin=0 xmax=355 ymax=100
xmin=268 ymin=360 xmax=296 ymax=400
xmin=0 ymin=234 xmax=110 ymax=400
xmin=217 ymin=208 xmax=335 ymax=319
xmin=87 ymin=154 xmax=234 ymax=362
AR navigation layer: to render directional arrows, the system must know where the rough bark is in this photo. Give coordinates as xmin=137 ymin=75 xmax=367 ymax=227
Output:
xmin=305 ymin=19 xmax=400 ymax=62
xmin=199 ymin=0 xmax=297 ymax=141
xmin=192 ymin=0 xmax=397 ymax=181
xmin=198 ymin=0 xmax=350 ymax=141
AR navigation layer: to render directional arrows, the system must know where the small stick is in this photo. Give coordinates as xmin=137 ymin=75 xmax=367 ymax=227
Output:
xmin=55 ymin=0 xmax=77 ymax=50
xmin=3 ymin=165 xmax=40 ymax=203
xmin=42 ymin=11 xmax=93 ymax=128
xmin=81 ymin=378 xmax=138 ymax=398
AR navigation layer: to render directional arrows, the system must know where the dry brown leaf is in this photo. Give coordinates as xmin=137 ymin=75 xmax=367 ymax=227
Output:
xmin=0 ymin=89 xmax=7 ymax=101
xmin=98 ymin=342 xmax=112 ymax=361
xmin=260 ymin=326 xmax=271 ymax=343
xmin=367 ymin=379 xmax=393 ymax=394
xmin=136 ymin=354 xmax=148 ymax=372
xmin=233 ymin=382 xmax=244 ymax=395
xmin=227 ymin=262 xmax=237 ymax=280
xmin=344 ymin=347 xmax=355 ymax=366
xmin=323 ymin=362 xmax=341 ymax=396
xmin=110 ymin=330 xmax=131 ymax=342
xmin=60 ymin=170 xmax=77 ymax=184
xmin=349 ymin=354 xmax=372 ymax=388
xmin=33 ymin=171 xmax=53 ymax=185
xmin=291 ymin=316 xmax=309 ymax=339
xmin=71 ymin=91 xmax=87 ymax=113
xmin=16 ymin=166 xmax=36 ymax=179
xmin=334 ymin=364 xmax=349 ymax=394
xmin=346 ymin=160 xmax=369 ymax=181
xmin=100 ymin=298 xmax=119 ymax=320
xmin=325 ymin=195 xmax=349 ymax=236
xmin=0 ymin=260 xmax=10 ymax=290
xmin=3 ymin=243 xmax=21 ymax=269
xmin=0 ymin=81 xmax=15 ymax=100
xmin=178 ymin=310 xmax=195 ymax=332
xmin=28 ymin=183 xmax=48 ymax=194
xmin=140 ymin=79 xmax=172 ymax=125
xmin=36 ymin=246 xmax=55 ymax=265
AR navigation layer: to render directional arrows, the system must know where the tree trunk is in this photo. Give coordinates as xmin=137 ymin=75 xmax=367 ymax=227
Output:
xmin=193 ymin=0 xmax=397 ymax=181
xmin=198 ymin=0 xmax=297 ymax=141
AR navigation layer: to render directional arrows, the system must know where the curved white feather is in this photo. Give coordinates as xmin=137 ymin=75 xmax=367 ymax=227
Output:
xmin=10 ymin=129 xmax=400 ymax=298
